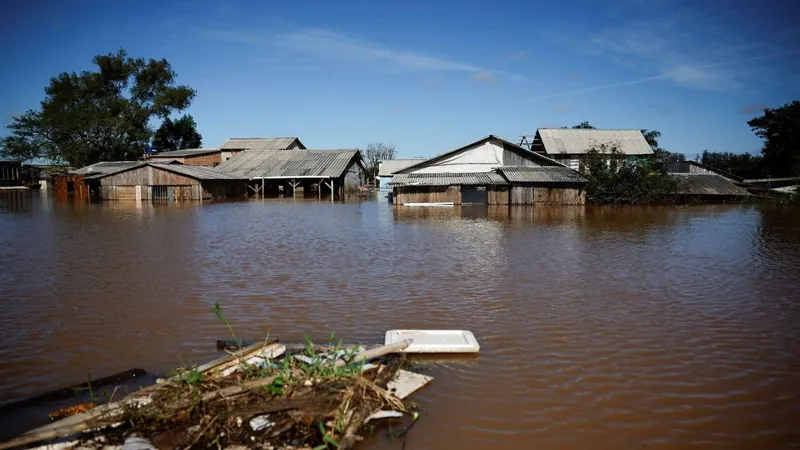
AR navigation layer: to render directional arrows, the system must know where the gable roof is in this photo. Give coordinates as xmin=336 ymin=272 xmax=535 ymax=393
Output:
xmin=672 ymin=174 xmax=750 ymax=196
xmin=534 ymin=129 xmax=653 ymax=156
xmin=497 ymin=166 xmax=587 ymax=183
xmin=216 ymin=149 xmax=363 ymax=179
xmin=390 ymin=172 xmax=509 ymax=186
xmin=219 ymin=137 xmax=306 ymax=151
xmin=149 ymin=148 xmax=220 ymax=158
xmin=85 ymin=162 xmax=248 ymax=181
xmin=664 ymin=160 xmax=744 ymax=182
xmin=69 ymin=161 xmax=140 ymax=176
xmin=394 ymin=135 xmax=566 ymax=174
xmin=378 ymin=159 xmax=429 ymax=177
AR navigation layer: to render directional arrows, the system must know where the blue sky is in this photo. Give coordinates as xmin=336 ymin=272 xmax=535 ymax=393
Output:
xmin=1 ymin=0 xmax=798 ymax=158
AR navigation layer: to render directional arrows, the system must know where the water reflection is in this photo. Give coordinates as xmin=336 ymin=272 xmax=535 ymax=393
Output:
xmin=1 ymin=193 xmax=799 ymax=449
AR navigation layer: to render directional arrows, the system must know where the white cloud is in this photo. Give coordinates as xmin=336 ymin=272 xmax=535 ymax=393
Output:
xmin=545 ymin=4 xmax=798 ymax=94
xmin=204 ymin=27 xmax=528 ymax=81
xmin=471 ymin=71 xmax=496 ymax=83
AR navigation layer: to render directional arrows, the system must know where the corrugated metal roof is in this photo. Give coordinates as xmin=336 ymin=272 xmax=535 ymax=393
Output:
xmin=150 ymin=164 xmax=249 ymax=181
xmin=216 ymin=149 xmax=362 ymax=179
xmin=673 ymin=174 xmax=750 ymax=196
xmin=536 ymin=129 xmax=653 ymax=155
xmin=498 ymin=166 xmax=587 ymax=183
xmin=70 ymin=161 xmax=140 ymax=176
xmin=390 ymin=172 xmax=508 ymax=186
xmin=150 ymin=148 xmax=220 ymax=158
xmin=87 ymin=162 xmax=248 ymax=181
xmin=219 ymin=137 xmax=305 ymax=151
xmin=378 ymin=159 xmax=428 ymax=177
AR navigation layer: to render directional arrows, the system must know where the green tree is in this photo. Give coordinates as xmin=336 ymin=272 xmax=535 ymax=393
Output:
xmin=580 ymin=143 xmax=678 ymax=204
xmin=747 ymin=101 xmax=800 ymax=177
xmin=152 ymin=115 xmax=202 ymax=151
xmin=571 ymin=121 xmax=596 ymax=129
xmin=700 ymin=150 xmax=766 ymax=179
xmin=0 ymin=49 xmax=195 ymax=167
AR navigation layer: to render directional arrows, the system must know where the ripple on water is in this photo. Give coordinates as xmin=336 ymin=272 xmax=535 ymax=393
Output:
xmin=1 ymin=199 xmax=799 ymax=448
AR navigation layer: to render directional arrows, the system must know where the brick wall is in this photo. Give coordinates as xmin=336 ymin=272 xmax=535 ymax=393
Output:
xmin=183 ymin=153 xmax=222 ymax=167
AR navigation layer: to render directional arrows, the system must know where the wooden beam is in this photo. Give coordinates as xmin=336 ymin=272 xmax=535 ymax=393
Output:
xmin=261 ymin=178 xmax=265 ymax=198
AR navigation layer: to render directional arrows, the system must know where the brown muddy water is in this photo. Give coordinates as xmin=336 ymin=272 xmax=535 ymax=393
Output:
xmin=0 ymin=191 xmax=799 ymax=449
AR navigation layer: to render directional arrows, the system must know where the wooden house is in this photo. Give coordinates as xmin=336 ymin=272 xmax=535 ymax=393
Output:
xmin=216 ymin=149 xmax=365 ymax=200
xmin=390 ymin=135 xmax=587 ymax=205
xmin=87 ymin=163 xmax=248 ymax=201
xmin=525 ymin=129 xmax=654 ymax=170
xmin=55 ymin=161 xmax=140 ymax=198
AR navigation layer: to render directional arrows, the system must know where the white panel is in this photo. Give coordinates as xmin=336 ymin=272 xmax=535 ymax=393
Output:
xmin=411 ymin=142 xmax=503 ymax=174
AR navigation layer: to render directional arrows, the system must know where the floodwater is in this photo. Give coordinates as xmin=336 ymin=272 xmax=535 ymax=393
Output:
xmin=1 ymin=191 xmax=799 ymax=449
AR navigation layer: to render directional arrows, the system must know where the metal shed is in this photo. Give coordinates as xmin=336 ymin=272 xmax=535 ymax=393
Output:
xmin=216 ymin=149 xmax=366 ymax=201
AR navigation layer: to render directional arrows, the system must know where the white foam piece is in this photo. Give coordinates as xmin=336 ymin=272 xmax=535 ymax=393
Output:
xmin=384 ymin=330 xmax=480 ymax=353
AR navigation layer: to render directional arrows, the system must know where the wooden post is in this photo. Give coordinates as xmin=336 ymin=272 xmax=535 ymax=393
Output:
xmin=331 ymin=178 xmax=335 ymax=204
xmin=319 ymin=179 xmax=322 ymax=201
xmin=261 ymin=178 xmax=265 ymax=198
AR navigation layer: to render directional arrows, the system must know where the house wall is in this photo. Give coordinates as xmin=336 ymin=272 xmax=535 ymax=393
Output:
xmin=394 ymin=186 xmax=461 ymax=204
xmin=183 ymin=153 xmax=221 ymax=167
xmin=510 ymin=185 xmax=585 ymax=205
xmin=54 ymin=174 xmax=90 ymax=197
xmin=342 ymin=158 xmax=365 ymax=194
xmin=488 ymin=186 xmax=509 ymax=205
xmin=100 ymin=165 xmax=201 ymax=187
xmin=0 ymin=162 xmax=22 ymax=186
xmin=551 ymin=155 xmax=581 ymax=170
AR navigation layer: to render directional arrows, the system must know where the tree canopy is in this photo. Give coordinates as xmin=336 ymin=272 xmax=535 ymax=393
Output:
xmin=363 ymin=143 xmax=396 ymax=181
xmin=580 ymin=143 xmax=678 ymax=204
xmin=571 ymin=121 xmax=596 ymax=129
xmin=699 ymin=150 xmax=766 ymax=179
xmin=0 ymin=49 xmax=195 ymax=167
xmin=747 ymin=101 xmax=800 ymax=177
xmin=152 ymin=115 xmax=202 ymax=151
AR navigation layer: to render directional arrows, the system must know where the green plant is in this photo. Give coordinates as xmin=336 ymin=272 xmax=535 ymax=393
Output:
xmin=267 ymin=376 xmax=285 ymax=395
xmin=213 ymin=302 xmax=241 ymax=348
xmin=312 ymin=421 xmax=340 ymax=449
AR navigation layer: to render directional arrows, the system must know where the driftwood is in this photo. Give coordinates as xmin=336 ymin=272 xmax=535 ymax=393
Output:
xmin=188 ymin=341 xmax=283 ymax=379
xmin=4 ymin=342 xmax=285 ymax=450
xmin=333 ymin=340 xmax=412 ymax=368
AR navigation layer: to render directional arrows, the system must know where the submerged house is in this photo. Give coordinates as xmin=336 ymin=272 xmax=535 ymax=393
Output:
xmin=666 ymin=161 xmax=750 ymax=202
xmin=55 ymin=161 xmax=141 ymax=197
xmin=377 ymin=159 xmax=428 ymax=188
xmin=0 ymin=160 xmax=22 ymax=187
xmin=86 ymin=162 xmax=248 ymax=201
xmin=390 ymin=135 xmax=587 ymax=205
xmin=527 ymin=129 xmax=654 ymax=170
xmin=218 ymin=137 xmax=306 ymax=163
xmin=216 ymin=149 xmax=366 ymax=199
xmin=147 ymin=148 xmax=223 ymax=167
